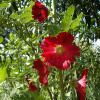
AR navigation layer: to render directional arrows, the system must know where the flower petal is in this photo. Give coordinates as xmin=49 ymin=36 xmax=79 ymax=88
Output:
xmin=34 ymin=59 xmax=49 ymax=85
xmin=76 ymin=69 xmax=88 ymax=100
xmin=57 ymin=32 xmax=74 ymax=45
xmin=32 ymin=1 xmax=48 ymax=22
xmin=29 ymin=82 xmax=37 ymax=92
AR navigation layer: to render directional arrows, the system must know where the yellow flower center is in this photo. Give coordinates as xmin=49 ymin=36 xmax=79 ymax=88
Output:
xmin=56 ymin=45 xmax=65 ymax=55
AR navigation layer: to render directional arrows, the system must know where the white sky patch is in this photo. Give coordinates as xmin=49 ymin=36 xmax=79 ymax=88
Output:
xmin=93 ymin=39 xmax=100 ymax=48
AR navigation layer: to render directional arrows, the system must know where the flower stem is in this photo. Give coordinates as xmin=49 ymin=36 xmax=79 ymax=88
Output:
xmin=59 ymin=71 xmax=65 ymax=100
xmin=52 ymin=0 xmax=56 ymax=22
xmin=47 ymin=87 xmax=53 ymax=100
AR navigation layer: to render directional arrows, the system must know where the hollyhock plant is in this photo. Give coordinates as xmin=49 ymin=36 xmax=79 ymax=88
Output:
xmin=40 ymin=32 xmax=80 ymax=70
xmin=34 ymin=59 xmax=49 ymax=85
xmin=76 ymin=69 xmax=88 ymax=100
xmin=32 ymin=0 xmax=48 ymax=22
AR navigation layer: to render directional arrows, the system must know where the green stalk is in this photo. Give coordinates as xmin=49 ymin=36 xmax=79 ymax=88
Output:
xmin=59 ymin=71 xmax=65 ymax=100
xmin=52 ymin=0 xmax=56 ymax=22
xmin=47 ymin=87 xmax=53 ymax=100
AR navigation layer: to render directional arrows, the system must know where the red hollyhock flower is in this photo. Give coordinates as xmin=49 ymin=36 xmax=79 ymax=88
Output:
xmin=29 ymin=81 xmax=37 ymax=92
xmin=40 ymin=32 xmax=80 ymax=70
xmin=25 ymin=77 xmax=37 ymax=92
xmin=32 ymin=0 xmax=48 ymax=22
xmin=34 ymin=59 xmax=49 ymax=85
xmin=76 ymin=69 xmax=88 ymax=100
xmin=25 ymin=75 xmax=37 ymax=92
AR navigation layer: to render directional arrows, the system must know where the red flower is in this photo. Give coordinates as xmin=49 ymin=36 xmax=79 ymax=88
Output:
xmin=34 ymin=59 xmax=49 ymax=85
xmin=32 ymin=1 xmax=48 ymax=22
xmin=76 ymin=69 xmax=88 ymax=100
xmin=25 ymin=76 xmax=37 ymax=92
xmin=29 ymin=81 xmax=37 ymax=92
xmin=40 ymin=32 xmax=80 ymax=70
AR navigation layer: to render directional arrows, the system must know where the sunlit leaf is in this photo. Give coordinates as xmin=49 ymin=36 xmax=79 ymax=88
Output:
xmin=10 ymin=13 xmax=19 ymax=20
xmin=9 ymin=33 xmax=16 ymax=41
xmin=61 ymin=5 xmax=75 ymax=31
xmin=0 ymin=36 xmax=3 ymax=43
xmin=0 ymin=67 xmax=7 ymax=83
xmin=70 ymin=12 xmax=83 ymax=30
xmin=0 ymin=2 xmax=9 ymax=8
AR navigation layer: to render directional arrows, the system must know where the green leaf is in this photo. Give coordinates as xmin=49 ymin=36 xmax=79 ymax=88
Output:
xmin=0 ymin=2 xmax=8 ymax=8
xmin=0 ymin=36 xmax=3 ymax=43
xmin=9 ymin=33 xmax=16 ymax=41
xmin=70 ymin=12 xmax=83 ymax=30
xmin=10 ymin=13 xmax=19 ymax=19
xmin=61 ymin=5 xmax=75 ymax=31
xmin=10 ymin=1 xmax=34 ymax=24
xmin=20 ymin=6 xmax=33 ymax=24
xmin=0 ymin=67 xmax=7 ymax=83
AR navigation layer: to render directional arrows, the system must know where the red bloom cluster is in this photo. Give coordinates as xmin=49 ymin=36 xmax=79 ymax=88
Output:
xmin=40 ymin=32 xmax=80 ymax=70
xmin=34 ymin=59 xmax=49 ymax=85
xmin=76 ymin=69 xmax=88 ymax=100
xmin=32 ymin=1 xmax=48 ymax=22
xmin=30 ymin=1 xmax=88 ymax=97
